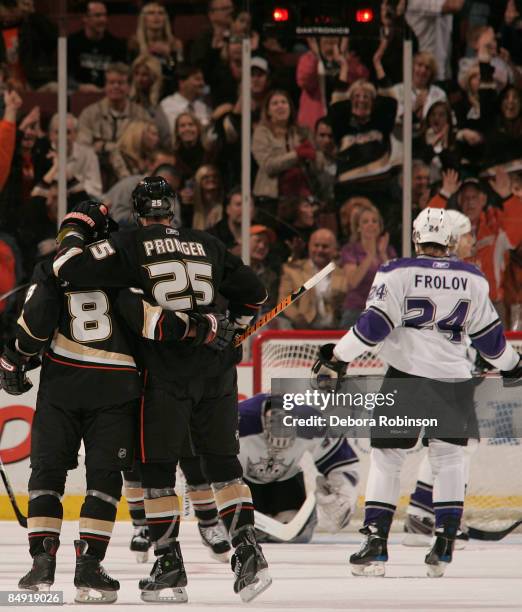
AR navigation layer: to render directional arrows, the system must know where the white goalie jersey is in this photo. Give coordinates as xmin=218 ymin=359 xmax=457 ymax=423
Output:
xmin=334 ymin=256 xmax=519 ymax=379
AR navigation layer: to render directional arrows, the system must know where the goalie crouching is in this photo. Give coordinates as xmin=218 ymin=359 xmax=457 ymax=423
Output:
xmin=238 ymin=394 xmax=360 ymax=542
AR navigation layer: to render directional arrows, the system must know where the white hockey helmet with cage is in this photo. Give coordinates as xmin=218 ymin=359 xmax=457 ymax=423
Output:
xmin=412 ymin=207 xmax=451 ymax=246
xmin=261 ymin=396 xmax=297 ymax=451
xmin=444 ymin=210 xmax=472 ymax=248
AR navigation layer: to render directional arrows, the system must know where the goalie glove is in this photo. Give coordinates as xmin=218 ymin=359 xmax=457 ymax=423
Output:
xmin=189 ymin=313 xmax=236 ymax=351
xmin=315 ymin=470 xmax=358 ymax=533
xmin=311 ymin=343 xmax=348 ymax=392
xmin=0 ymin=341 xmax=40 ymax=395
xmin=501 ymin=357 xmax=522 ymax=387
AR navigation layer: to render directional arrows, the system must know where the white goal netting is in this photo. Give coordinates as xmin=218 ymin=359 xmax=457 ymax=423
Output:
xmin=252 ymin=330 xmax=522 ymax=530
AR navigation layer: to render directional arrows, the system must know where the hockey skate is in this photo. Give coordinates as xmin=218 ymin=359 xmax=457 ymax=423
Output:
xmin=402 ymin=512 xmax=434 ymax=547
xmin=139 ymin=541 xmax=188 ymax=603
xmin=19 ymin=537 xmax=59 ymax=592
xmin=425 ymin=528 xmax=457 ymax=577
xmin=198 ymin=521 xmax=231 ymax=562
xmin=231 ymin=526 xmax=272 ymax=602
xmin=74 ymin=540 xmax=120 ymax=603
xmin=350 ymin=525 xmax=388 ymax=577
xmin=130 ymin=526 xmax=151 ymax=563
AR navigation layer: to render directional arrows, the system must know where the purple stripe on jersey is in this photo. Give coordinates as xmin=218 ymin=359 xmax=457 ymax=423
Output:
xmin=378 ymin=256 xmax=485 ymax=278
xmin=354 ymin=307 xmax=394 ymax=345
xmin=469 ymin=321 xmax=507 ymax=359
xmin=316 ymin=439 xmax=358 ymax=475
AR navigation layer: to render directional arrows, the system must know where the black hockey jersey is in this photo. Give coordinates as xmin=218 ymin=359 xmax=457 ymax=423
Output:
xmin=16 ymin=260 xmax=141 ymax=406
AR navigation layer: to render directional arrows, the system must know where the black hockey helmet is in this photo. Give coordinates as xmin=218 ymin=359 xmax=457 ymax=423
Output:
xmin=132 ymin=176 xmax=177 ymax=219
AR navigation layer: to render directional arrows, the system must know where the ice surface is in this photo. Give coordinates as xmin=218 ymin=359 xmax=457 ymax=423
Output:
xmin=0 ymin=521 xmax=520 ymax=611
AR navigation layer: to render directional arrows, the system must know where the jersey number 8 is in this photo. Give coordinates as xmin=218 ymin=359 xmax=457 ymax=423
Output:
xmin=67 ymin=291 xmax=112 ymax=343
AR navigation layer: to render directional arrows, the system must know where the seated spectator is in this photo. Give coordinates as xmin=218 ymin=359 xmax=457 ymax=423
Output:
xmin=207 ymin=186 xmax=245 ymax=253
xmin=340 ymin=205 xmax=396 ymax=329
xmin=374 ymin=48 xmax=447 ymax=135
xmin=189 ymin=164 xmax=224 ymax=230
xmin=297 ymin=36 xmax=369 ymax=132
xmin=0 ymin=89 xmax=22 ymax=191
xmin=337 ymin=196 xmax=375 ymax=246
xmin=328 ymin=80 xmax=398 ymax=202
xmin=107 ymin=161 xmax=181 ymax=228
xmin=277 ymin=195 xmax=318 ymax=263
xmin=109 ymin=119 xmax=160 ymax=181
xmin=0 ymin=0 xmax=57 ymax=90
xmin=77 ymin=63 xmax=149 ymax=189
xmin=249 ymin=224 xmax=279 ymax=312
xmin=313 ymin=117 xmax=337 ymax=203
xmin=129 ymin=54 xmax=164 ymax=117
xmin=129 ymin=2 xmax=184 ymax=97
xmin=278 ymin=228 xmax=346 ymax=330
xmin=68 ymin=1 xmax=127 ymax=92
xmin=410 ymin=159 xmax=431 ymax=212
xmin=156 ymin=64 xmax=211 ymax=146
xmin=252 ymin=90 xmax=317 ymax=201
xmin=189 ymin=0 xmax=235 ymax=83
xmin=173 ymin=111 xmax=215 ymax=180
xmin=483 ymin=85 xmax=522 ymax=170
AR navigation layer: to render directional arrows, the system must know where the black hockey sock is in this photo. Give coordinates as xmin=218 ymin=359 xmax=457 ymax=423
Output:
xmin=409 ymin=480 xmax=434 ymax=516
xmin=212 ymin=480 xmax=254 ymax=545
xmin=187 ymin=485 xmax=219 ymax=527
xmin=363 ymin=501 xmax=396 ymax=536
xmin=79 ymin=491 xmax=119 ymax=560
xmin=144 ymin=488 xmax=180 ymax=555
xmin=28 ymin=492 xmax=63 ymax=557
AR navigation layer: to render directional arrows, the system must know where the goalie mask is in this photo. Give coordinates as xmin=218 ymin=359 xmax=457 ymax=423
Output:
xmin=412 ymin=207 xmax=451 ymax=247
xmin=261 ymin=397 xmax=296 ymax=451
xmin=132 ymin=176 xmax=178 ymax=219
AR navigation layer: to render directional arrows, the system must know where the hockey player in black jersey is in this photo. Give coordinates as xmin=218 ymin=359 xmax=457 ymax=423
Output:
xmin=52 ymin=178 xmax=272 ymax=603
xmin=0 ymin=208 xmax=140 ymax=603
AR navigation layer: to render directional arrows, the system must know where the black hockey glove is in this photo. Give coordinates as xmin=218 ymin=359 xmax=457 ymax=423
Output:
xmin=58 ymin=201 xmax=108 ymax=241
xmin=311 ymin=343 xmax=348 ymax=392
xmin=189 ymin=313 xmax=236 ymax=351
xmin=501 ymin=357 xmax=522 ymax=387
xmin=0 ymin=342 xmax=39 ymax=395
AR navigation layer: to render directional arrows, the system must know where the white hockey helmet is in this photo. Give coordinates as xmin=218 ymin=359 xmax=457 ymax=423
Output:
xmin=412 ymin=207 xmax=451 ymax=247
xmin=261 ymin=397 xmax=296 ymax=451
xmin=444 ymin=210 xmax=472 ymax=246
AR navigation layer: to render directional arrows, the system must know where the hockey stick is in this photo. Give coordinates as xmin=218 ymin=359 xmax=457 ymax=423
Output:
xmin=234 ymin=262 xmax=336 ymax=347
xmin=0 ymin=454 xmax=27 ymax=528
xmin=467 ymin=520 xmax=522 ymax=541
xmin=253 ymin=487 xmax=316 ymax=542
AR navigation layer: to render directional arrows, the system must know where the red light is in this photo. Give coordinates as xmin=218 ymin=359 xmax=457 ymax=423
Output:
xmin=355 ymin=8 xmax=374 ymax=23
xmin=272 ymin=7 xmax=289 ymax=22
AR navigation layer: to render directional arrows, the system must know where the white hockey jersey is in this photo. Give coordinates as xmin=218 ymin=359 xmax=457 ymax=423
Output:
xmin=334 ymin=255 xmax=519 ymax=378
xmin=238 ymin=394 xmax=359 ymax=485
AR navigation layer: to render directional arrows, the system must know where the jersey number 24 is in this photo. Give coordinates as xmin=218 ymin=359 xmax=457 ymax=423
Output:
xmin=403 ymin=297 xmax=470 ymax=343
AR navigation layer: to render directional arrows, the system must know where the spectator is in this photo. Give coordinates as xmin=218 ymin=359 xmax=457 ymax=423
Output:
xmin=207 ymin=186 xmax=245 ymax=253
xmin=77 ymin=63 xmax=149 ymax=189
xmin=43 ymin=112 xmax=102 ymax=198
xmin=501 ymin=0 xmax=522 ymax=67
xmin=252 ymin=89 xmax=317 ymax=201
xmin=504 ymin=242 xmax=522 ymax=330
xmin=129 ymin=2 xmax=184 ymax=97
xmin=190 ymin=164 xmax=224 ymax=230
xmin=374 ymin=48 xmax=447 ymax=135
xmin=173 ymin=111 xmax=215 ymax=180
xmin=207 ymin=34 xmax=243 ymax=108
xmin=129 ymin=54 xmax=164 ymax=118
xmin=328 ymin=79 xmax=398 ymax=202
xmin=105 ymin=159 xmax=180 ymax=227
xmin=406 ymin=0 xmax=465 ymax=83
xmin=155 ymin=64 xmax=211 ymax=146
xmin=278 ymin=228 xmax=346 ymax=329
xmin=313 ymin=117 xmax=336 ymax=203
xmin=249 ymin=224 xmax=279 ymax=312
xmin=277 ymin=195 xmax=318 ymax=263
xmin=340 ymin=205 xmax=396 ymax=328
xmin=189 ymin=0 xmax=235 ymax=83
xmin=0 ymin=0 xmax=58 ymax=90
xmin=0 ymin=89 xmax=22 ymax=191
xmin=337 ymin=196 xmax=375 ymax=246
xmin=484 ymin=85 xmax=522 ymax=169
xmin=68 ymin=1 xmax=127 ymax=92
xmin=109 ymin=119 xmax=160 ymax=181
xmin=297 ymin=36 xmax=369 ymax=132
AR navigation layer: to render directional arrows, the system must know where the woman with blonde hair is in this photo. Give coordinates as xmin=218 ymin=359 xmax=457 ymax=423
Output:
xmin=109 ymin=120 xmax=160 ymax=181
xmin=129 ymin=2 xmax=183 ymax=95
xmin=338 ymin=196 xmax=375 ymax=245
xmin=252 ymin=89 xmax=318 ymax=200
xmin=190 ymin=164 xmax=224 ymax=230
xmin=340 ymin=204 xmax=396 ymax=328
xmin=130 ymin=54 xmax=164 ymax=116
xmin=172 ymin=111 xmax=215 ymax=179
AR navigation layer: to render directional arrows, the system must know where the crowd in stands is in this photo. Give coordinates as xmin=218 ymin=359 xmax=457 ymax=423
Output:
xmin=0 ymin=0 xmax=522 ymax=346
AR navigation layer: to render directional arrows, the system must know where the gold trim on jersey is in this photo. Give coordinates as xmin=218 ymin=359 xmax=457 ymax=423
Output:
xmin=53 ymin=247 xmax=83 ymax=275
xmin=16 ymin=313 xmax=49 ymax=342
xmin=50 ymin=333 xmax=136 ymax=368
xmin=142 ymin=300 xmax=163 ymax=340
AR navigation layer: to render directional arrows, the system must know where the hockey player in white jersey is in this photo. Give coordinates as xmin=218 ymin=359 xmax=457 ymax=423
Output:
xmin=239 ymin=394 xmax=359 ymax=542
xmin=312 ymin=208 xmax=522 ymax=577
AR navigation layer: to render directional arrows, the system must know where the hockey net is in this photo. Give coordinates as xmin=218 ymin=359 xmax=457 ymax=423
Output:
xmin=252 ymin=330 xmax=522 ymax=530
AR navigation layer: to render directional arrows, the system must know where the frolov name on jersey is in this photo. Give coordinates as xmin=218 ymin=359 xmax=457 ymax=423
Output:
xmin=414 ymin=274 xmax=468 ymax=291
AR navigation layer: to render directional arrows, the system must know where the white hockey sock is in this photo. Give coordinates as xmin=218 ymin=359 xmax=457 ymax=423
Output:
xmin=407 ymin=452 xmax=434 ymax=518
xmin=364 ymin=448 xmax=406 ymax=530
xmin=429 ymin=439 xmax=465 ymax=530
